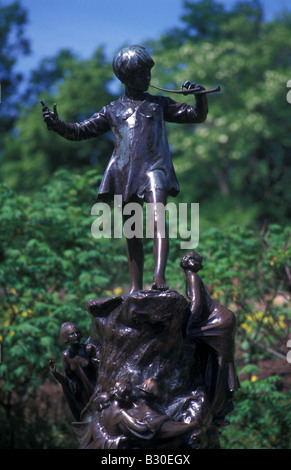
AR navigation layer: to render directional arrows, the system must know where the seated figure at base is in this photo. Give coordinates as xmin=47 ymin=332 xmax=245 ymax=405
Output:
xmin=181 ymin=251 xmax=240 ymax=426
xmin=49 ymin=322 xmax=100 ymax=421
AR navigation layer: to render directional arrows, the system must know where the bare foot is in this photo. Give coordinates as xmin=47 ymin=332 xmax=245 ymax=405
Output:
xmin=152 ymin=280 xmax=169 ymax=291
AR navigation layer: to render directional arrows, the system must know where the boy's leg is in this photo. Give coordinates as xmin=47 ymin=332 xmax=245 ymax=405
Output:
xmin=123 ymin=199 xmax=144 ymax=293
xmin=145 ymin=189 xmax=169 ymax=290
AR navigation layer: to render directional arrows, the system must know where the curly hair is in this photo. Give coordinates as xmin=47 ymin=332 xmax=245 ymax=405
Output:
xmin=109 ymin=381 xmax=133 ymax=402
xmin=180 ymin=251 xmax=203 ymax=272
xmin=112 ymin=45 xmax=155 ymax=83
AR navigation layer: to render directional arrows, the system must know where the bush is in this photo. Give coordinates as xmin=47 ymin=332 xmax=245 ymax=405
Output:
xmin=221 ymin=366 xmax=291 ymax=449
xmin=0 ymin=169 xmax=290 ymax=448
xmin=0 ymin=168 xmax=127 ymax=447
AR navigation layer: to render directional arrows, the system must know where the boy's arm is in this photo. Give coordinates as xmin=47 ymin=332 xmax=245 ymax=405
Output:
xmin=40 ymin=100 xmax=110 ymax=141
xmin=163 ymin=83 xmax=208 ymax=124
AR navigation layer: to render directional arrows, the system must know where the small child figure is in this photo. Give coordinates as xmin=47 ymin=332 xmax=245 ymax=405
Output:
xmin=49 ymin=322 xmax=99 ymax=421
xmin=180 ymin=252 xmax=240 ymax=427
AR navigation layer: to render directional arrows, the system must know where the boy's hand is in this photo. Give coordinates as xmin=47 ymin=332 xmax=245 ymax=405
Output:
xmin=40 ymin=100 xmax=59 ymax=130
xmin=180 ymin=81 xmax=205 ymax=95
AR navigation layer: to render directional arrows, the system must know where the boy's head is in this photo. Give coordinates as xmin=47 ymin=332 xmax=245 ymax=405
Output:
xmin=113 ymin=45 xmax=155 ymax=84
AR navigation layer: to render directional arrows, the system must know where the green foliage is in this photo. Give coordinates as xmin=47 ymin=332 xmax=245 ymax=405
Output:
xmin=221 ymin=367 xmax=291 ymax=449
xmin=0 ymin=47 xmax=116 ymax=191
xmin=0 ymin=1 xmax=30 ymax=135
xmin=0 ymin=168 xmax=290 ymax=448
xmin=25 ymin=49 xmax=79 ymax=105
xmin=165 ymin=223 xmax=291 ymax=450
xmin=1 ymin=1 xmax=291 ymax=228
xmin=167 ymin=223 xmax=291 ymax=360
xmin=150 ymin=0 xmax=291 ymax=227
xmin=0 ymin=0 xmax=290 ymax=450
xmin=0 ymin=168 xmax=128 ymax=446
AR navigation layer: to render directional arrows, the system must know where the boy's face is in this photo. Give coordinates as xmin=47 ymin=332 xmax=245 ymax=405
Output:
xmin=124 ymin=66 xmax=151 ymax=92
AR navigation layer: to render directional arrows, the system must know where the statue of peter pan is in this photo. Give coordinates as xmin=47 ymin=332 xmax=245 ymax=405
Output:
xmin=41 ymin=45 xmax=208 ymax=293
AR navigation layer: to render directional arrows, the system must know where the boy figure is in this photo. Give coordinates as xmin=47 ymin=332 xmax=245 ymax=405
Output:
xmin=41 ymin=45 xmax=208 ymax=293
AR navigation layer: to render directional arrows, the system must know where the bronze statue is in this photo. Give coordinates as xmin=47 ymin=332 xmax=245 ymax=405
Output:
xmin=73 ymin=378 xmax=211 ymax=449
xmin=50 ymin=254 xmax=238 ymax=449
xmin=180 ymin=251 xmax=239 ymax=426
xmin=49 ymin=322 xmax=100 ymax=421
xmin=40 ymin=45 xmax=208 ymax=293
xmin=100 ymin=379 xmax=206 ymax=448
xmin=42 ymin=46 xmax=239 ymax=449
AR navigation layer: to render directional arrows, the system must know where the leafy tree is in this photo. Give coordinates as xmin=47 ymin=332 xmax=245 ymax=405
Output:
xmin=1 ymin=0 xmax=290 ymax=449
xmin=0 ymin=1 xmax=30 ymax=137
xmin=221 ymin=368 xmax=291 ymax=449
xmin=166 ymin=223 xmax=290 ymax=362
xmin=2 ymin=1 xmax=291 ymax=229
xmin=166 ymin=223 xmax=291 ymax=449
xmin=0 ymin=47 xmax=116 ymax=191
xmin=0 ymin=168 xmax=128 ymax=447
xmin=149 ymin=0 xmax=291 ymax=228
xmin=0 ymin=168 xmax=290 ymax=448
xmin=181 ymin=0 xmax=263 ymax=41
xmin=24 ymin=49 xmax=78 ymax=106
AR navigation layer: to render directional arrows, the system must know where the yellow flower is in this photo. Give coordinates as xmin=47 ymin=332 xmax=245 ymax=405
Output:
xmin=21 ymin=311 xmax=28 ymax=317
xmin=241 ymin=323 xmax=252 ymax=334
xmin=251 ymin=375 xmax=258 ymax=382
xmin=113 ymin=286 xmax=123 ymax=296
xmin=11 ymin=304 xmax=18 ymax=314
xmin=255 ymin=311 xmax=264 ymax=320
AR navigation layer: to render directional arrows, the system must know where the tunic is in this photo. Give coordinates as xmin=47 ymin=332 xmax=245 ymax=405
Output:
xmin=53 ymin=92 xmax=208 ymax=203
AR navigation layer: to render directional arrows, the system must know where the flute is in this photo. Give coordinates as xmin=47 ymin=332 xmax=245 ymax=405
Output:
xmin=149 ymin=83 xmax=221 ymax=95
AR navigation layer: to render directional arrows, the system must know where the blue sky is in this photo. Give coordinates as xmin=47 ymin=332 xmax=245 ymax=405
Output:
xmin=13 ymin=0 xmax=291 ymax=77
